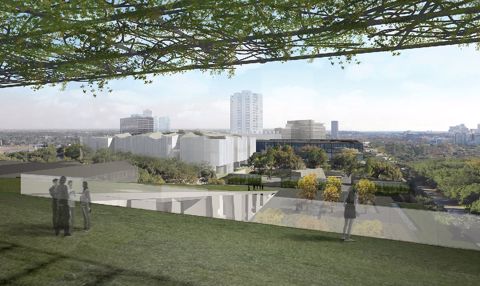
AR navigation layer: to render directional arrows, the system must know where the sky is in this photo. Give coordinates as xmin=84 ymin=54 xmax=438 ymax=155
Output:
xmin=0 ymin=45 xmax=479 ymax=131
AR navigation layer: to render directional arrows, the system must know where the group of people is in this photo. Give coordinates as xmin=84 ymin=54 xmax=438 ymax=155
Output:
xmin=48 ymin=176 xmax=91 ymax=236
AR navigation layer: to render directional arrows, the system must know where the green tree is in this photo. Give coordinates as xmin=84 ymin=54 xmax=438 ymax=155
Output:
xmin=1 ymin=1 xmax=478 ymax=91
xmin=273 ymin=146 xmax=305 ymax=170
xmin=332 ymin=148 xmax=360 ymax=176
xmin=64 ymin=144 xmax=83 ymax=160
xmin=411 ymin=158 xmax=480 ymax=201
xmin=298 ymin=145 xmax=328 ymax=169
xmin=470 ymin=200 xmax=480 ymax=214
xmin=248 ymin=145 xmax=304 ymax=174
xmin=38 ymin=145 xmax=57 ymax=162
xmin=365 ymin=158 xmax=402 ymax=181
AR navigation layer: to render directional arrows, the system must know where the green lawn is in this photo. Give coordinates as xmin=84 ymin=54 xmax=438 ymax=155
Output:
xmin=1 ymin=178 xmax=479 ymax=286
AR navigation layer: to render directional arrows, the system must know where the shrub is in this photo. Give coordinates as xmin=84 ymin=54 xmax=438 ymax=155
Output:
xmin=470 ymin=200 xmax=480 ymax=214
xmin=375 ymin=184 xmax=410 ymax=196
xmin=323 ymin=185 xmax=341 ymax=202
xmin=138 ymin=168 xmax=165 ymax=185
xmin=326 ymin=176 xmax=342 ymax=190
xmin=281 ymin=180 xmax=298 ymax=188
xmin=226 ymin=176 xmax=261 ymax=186
xmin=297 ymin=174 xmax=318 ymax=200
xmin=208 ymin=178 xmax=225 ymax=185
xmin=322 ymin=176 xmax=342 ymax=202
xmin=356 ymin=179 xmax=376 ymax=204
xmin=317 ymin=181 xmax=326 ymax=191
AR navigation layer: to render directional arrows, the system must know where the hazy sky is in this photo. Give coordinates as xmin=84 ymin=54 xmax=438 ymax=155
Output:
xmin=1 ymin=45 xmax=479 ymax=131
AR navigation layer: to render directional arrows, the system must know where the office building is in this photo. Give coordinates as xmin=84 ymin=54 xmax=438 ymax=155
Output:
xmin=256 ymin=139 xmax=363 ymax=158
xmin=448 ymin=124 xmax=469 ymax=134
xmin=120 ymin=110 xmax=154 ymax=135
xmin=230 ymin=90 xmax=263 ymax=135
xmin=331 ymin=121 xmax=339 ymax=139
xmin=154 ymin=116 xmax=171 ymax=132
xmin=281 ymin=120 xmax=326 ymax=140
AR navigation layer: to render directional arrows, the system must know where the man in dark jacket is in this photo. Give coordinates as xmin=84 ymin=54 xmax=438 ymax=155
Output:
xmin=49 ymin=178 xmax=59 ymax=231
xmin=55 ymin=176 xmax=71 ymax=236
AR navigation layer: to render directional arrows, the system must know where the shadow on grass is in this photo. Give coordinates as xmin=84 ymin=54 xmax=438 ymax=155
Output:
xmin=0 ymin=223 xmax=56 ymax=237
xmin=0 ymin=240 xmax=194 ymax=286
xmin=284 ymin=233 xmax=342 ymax=243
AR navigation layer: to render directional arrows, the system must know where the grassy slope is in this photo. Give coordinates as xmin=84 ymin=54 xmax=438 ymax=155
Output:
xmin=1 ymin=179 xmax=479 ymax=286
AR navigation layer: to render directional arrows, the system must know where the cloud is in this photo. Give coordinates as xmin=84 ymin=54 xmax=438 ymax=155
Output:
xmin=1 ymin=45 xmax=479 ymax=131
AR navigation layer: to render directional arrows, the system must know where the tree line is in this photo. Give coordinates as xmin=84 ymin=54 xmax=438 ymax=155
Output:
xmin=249 ymin=145 xmax=403 ymax=182
xmin=411 ymin=158 xmax=480 ymax=207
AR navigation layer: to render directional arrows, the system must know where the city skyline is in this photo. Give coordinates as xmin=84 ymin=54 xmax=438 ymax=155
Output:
xmin=1 ymin=46 xmax=480 ymax=131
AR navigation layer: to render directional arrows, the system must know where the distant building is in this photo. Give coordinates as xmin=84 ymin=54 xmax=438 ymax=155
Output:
xmin=474 ymin=134 xmax=480 ymax=145
xmin=155 ymin=116 xmax=171 ymax=132
xmin=253 ymin=128 xmax=283 ymax=140
xmin=449 ymin=124 xmax=469 ymax=134
xmin=331 ymin=121 xmax=339 ymax=139
xmin=256 ymin=139 xmax=363 ymax=158
xmin=111 ymin=132 xmax=179 ymax=158
xmin=179 ymin=132 xmax=255 ymax=174
xmin=120 ymin=110 xmax=154 ymax=135
xmin=230 ymin=90 xmax=263 ymax=135
xmin=80 ymin=136 xmax=112 ymax=151
xmin=142 ymin=109 xmax=153 ymax=117
xmin=281 ymin=120 xmax=326 ymax=140
xmin=82 ymin=131 xmax=256 ymax=175
xmin=454 ymin=133 xmax=468 ymax=145
xmin=449 ymin=123 xmax=478 ymax=146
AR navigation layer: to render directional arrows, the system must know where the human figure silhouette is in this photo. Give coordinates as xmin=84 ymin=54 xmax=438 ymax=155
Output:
xmin=342 ymin=187 xmax=357 ymax=242
xmin=80 ymin=181 xmax=92 ymax=231
xmin=55 ymin=176 xmax=71 ymax=236
xmin=48 ymin=178 xmax=59 ymax=231
xmin=67 ymin=180 xmax=76 ymax=234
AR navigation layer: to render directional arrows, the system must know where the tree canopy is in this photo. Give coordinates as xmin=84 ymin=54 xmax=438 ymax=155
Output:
xmin=1 ymin=0 xmax=479 ymax=90
xmin=331 ymin=148 xmax=360 ymax=176
xmin=298 ymin=145 xmax=328 ymax=169
xmin=249 ymin=145 xmax=304 ymax=173
xmin=411 ymin=158 xmax=480 ymax=204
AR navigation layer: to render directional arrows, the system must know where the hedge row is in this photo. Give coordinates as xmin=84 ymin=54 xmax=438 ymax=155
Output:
xmin=375 ymin=184 xmax=410 ymax=196
xmin=226 ymin=176 xmax=262 ymax=186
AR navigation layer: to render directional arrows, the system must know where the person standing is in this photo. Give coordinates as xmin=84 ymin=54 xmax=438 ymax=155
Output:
xmin=342 ymin=187 xmax=357 ymax=242
xmin=48 ymin=178 xmax=59 ymax=231
xmin=56 ymin=176 xmax=71 ymax=236
xmin=80 ymin=181 xmax=92 ymax=231
xmin=67 ymin=180 xmax=76 ymax=234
